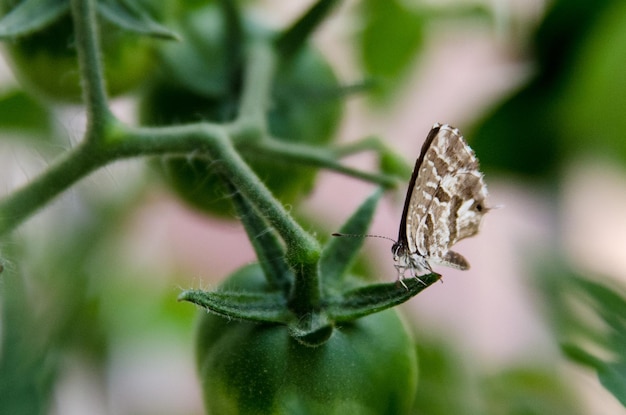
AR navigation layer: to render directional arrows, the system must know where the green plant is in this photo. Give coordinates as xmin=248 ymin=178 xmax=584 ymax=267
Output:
xmin=0 ymin=0 xmax=432 ymax=413
xmin=0 ymin=0 xmax=177 ymax=101
xmin=1 ymin=0 xmax=624 ymax=414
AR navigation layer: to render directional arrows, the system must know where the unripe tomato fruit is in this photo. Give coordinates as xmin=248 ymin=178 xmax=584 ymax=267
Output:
xmin=195 ymin=264 xmax=419 ymax=414
xmin=140 ymin=4 xmax=343 ymax=217
xmin=0 ymin=1 xmax=162 ymax=101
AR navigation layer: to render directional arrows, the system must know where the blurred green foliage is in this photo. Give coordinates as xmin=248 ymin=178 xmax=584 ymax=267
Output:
xmin=0 ymin=89 xmax=51 ymax=138
xmin=1 ymin=0 xmax=626 ymax=413
xmin=413 ymin=336 xmax=585 ymax=415
xmin=357 ymin=0 xmax=489 ymax=101
xmin=0 ymin=190 xmax=197 ymax=413
xmin=470 ymin=0 xmax=626 ymax=178
xmin=537 ymin=263 xmax=626 ymax=407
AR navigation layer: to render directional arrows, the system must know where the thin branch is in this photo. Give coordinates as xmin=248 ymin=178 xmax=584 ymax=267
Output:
xmin=117 ymin=124 xmax=320 ymax=257
xmin=232 ymin=40 xmax=276 ymax=139
xmin=70 ymin=0 xmax=112 ymax=133
xmin=331 ymin=136 xmax=385 ymax=157
xmin=119 ymin=123 xmax=322 ymax=310
xmin=242 ymin=137 xmax=398 ymax=188
xmin=0 ymin=140 xmax=107 ymax=237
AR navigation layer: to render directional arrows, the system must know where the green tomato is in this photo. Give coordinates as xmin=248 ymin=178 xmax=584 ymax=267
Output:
xmin=196 ymin=264 xmax=418 ymax=414
xmin=140 ymin=4 xmax=343 ymax=217
xmin=1 ymin=3 xmax=161 ymax=101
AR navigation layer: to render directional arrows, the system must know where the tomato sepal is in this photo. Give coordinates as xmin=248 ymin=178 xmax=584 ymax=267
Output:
xmin=0 ymin=0 xmax=67 ymax=39
xmin=178 ymin=289 xmax=292 ymax=324
xmin=97 ymin=0 xmax=178 ymax=40
xmin=325 ymin=274 xmax=441 ymax=322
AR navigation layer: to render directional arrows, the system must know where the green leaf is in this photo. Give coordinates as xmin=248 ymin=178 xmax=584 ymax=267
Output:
xmin=0 ymin=0 xmax=68 ymax=39
xmin=227 ymin=181 xmax=292 ymax=293
xmin=178 ymin=289 xmax=292 ymax=323
xmin=97 ymin=0 xmax=179 ymax=40
xmin=359 ymin=0 xmax=424 ymax=99
xmin=561 ymin=343 xmax=603 ymax=368
xmin=598 ymin=362 xmax=626 ymax=407
xmin=533 ymin=0 xmax=616 ymax=84
xmin=571 ymin=277 xmax=626 ymax=330
xmin=556 ymin=0 xmax=626 ymax=165
xmin=0 ymin=89 xmax=52 ymax=137
xmin=537 ymin=264 xmax=626 ymax=406
xmin=319 ymin=188 xmax=383 ymax=286
xmin=469 ymin=84 xmax=561 ymax=178
xmin=275 ymin=0 xmax=339 ymax=60
xmin=326 ymin=273 xmax=441 ymax=321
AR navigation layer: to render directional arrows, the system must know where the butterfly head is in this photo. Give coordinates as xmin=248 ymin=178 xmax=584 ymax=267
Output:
xmin=391 ymin=241 xmax=405 ymax=262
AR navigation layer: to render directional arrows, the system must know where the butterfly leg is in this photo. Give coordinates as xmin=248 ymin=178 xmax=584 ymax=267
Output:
xmin=394 ymin=264 xmax=410 ymax=290
xmin=411 ymin=271 xmax=428 ymax=286
xmin=408 ymin=253 xmax=431 ymax=286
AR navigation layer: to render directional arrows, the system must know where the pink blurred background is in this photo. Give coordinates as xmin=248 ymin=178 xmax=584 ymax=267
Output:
xmin=1 ymin=0 xmax=625 ymax=414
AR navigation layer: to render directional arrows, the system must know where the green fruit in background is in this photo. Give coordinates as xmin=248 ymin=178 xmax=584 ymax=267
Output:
xmin=140 ymin=4 xmax=343 ymax=217
xmin=195 ymin=264 xmax=418 ymax=414
xmin=0 ymin=0 xmax=166 ymax=102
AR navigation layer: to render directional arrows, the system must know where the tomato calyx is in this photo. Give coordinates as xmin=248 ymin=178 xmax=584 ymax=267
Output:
xmin=0 ymin=0 xmax=177 ymax=40
xmin=179 ymin=187 xmax=441 ymax=347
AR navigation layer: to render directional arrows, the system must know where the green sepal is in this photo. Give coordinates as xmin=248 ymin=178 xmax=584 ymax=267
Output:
xmin=275 ymin=0 xmax=339 ymax=60
xmin=227 ymin=180 xmax=292 ymax=293
xmin=326 ymin=273 xmax=441 ymax=321
xmin=319 ymin=188 xmax=383 ymax=287
xmin=0 ymin=0 xmax=68 ymax=39
xmin=178 ymin=289 xmax=292 ymax=324
xmin=97 ymin=0 xmax=179 ymax=40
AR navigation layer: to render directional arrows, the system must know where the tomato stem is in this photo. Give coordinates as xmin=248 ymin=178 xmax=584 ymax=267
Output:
xmin=242 ymin=138 xmax=398 ymax=188
xmin=234 ymin=40 xmax=275 ymax=139
xmin=70 ymin=0 xmax=113 ymax=132
xmin=0 ymin=139 xmax=108 ymax=236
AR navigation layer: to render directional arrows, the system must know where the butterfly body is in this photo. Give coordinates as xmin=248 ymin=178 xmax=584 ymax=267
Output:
xmin=393 ymin=123 xmax=489 ymax=281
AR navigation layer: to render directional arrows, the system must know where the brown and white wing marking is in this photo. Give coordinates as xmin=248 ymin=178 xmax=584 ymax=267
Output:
xmin=397 ymin=123 xmax=489 ymax=276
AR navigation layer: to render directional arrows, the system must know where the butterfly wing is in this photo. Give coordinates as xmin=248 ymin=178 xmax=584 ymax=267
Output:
xmin=403 ymin=124 xmax=488 ymax=270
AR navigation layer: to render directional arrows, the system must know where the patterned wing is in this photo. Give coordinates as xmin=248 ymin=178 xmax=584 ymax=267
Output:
xmin=403 ymin=124 xmax=488 ymax=270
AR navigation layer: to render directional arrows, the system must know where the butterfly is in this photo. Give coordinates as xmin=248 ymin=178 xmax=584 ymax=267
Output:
xmin=391 ymin=123 xmax=490 ymax=283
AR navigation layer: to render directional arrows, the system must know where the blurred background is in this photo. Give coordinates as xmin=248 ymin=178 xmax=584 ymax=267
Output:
xmin=1 ymin=0 xmax=625 ymax=414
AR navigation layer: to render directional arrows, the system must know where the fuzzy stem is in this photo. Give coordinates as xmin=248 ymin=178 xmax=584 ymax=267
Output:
xmin=232 ymin=40 xmax=275 ymax=140
xmin=120 ymin=123 xmax=323 ymax=311
xmin=331 ymin=135 xmax=385 ymax=157
xmin=242 ymin=138 xmax=397 ymax=188
xmin=70 ymin=0 xmax=112 ymax=132
xmin=116 ymin=124 xmax=321 ymax=260
xmin=0 ymin=141 xmax=107 ymax=237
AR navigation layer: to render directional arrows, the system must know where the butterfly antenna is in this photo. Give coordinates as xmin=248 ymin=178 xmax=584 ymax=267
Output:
xmin=331 ymin=232 xmax=397 ymax=244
